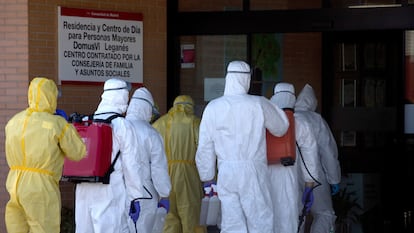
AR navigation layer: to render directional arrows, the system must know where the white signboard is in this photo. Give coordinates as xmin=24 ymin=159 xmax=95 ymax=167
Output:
xmin=58 ymin=6 xmax=143 ymax=84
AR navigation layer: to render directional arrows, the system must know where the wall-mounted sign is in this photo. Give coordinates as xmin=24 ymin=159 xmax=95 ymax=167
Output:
xmin=181 ymin=44 xmax=195 ymax=69
xmin=58 ymin=6 xmax=143 ymax=84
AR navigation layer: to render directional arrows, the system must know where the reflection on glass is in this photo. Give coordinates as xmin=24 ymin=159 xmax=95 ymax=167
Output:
xmin=179 ymin=32 xmax=322 ymax=115
xmin=251 ymin=34 xmax=283 ymax=97
xmin=341 ymin=43 xmax=357 ymax=71
xmin=179 ymin=35 xmax=247 ymax=115
xmin=341 ymin=79 xmax=357 ymax=107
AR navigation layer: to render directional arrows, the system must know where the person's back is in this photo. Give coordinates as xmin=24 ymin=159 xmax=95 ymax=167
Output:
xmin=295 ymin=83 xmax=341 ymax=233
xmin=269 ymin=82 xmax=320 ymax=233
xmin=202 ymin=94 xmax=277 ymax=162
xmin=125 ymin=87 xmax=171 ymax=233
xmin=152 ymin=95 xmax=204 ymax=233
xmin=5 ymin=77 xmax=86 ymax=233
xmin=75 ymin=78 xmax=142 ymax=233
xmin=196 ymin=60 xmax=289 ymax=233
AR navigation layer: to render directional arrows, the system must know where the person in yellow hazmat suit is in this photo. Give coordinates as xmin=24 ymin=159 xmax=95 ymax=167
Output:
xmin=152 ymin=95 xmax=206 ymax=233
xmin=4 ymin=77 xmax=86 ymax=233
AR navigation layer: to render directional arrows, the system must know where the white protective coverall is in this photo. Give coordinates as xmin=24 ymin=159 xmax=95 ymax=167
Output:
xmin=295 ymin=84 xmax=341 ymax=233
xmin=269 ymin=82 xmax=320 ymax=233
xmin=75 ymin=78 xmax=143 ymax=233
xmin=195 ymin=60 xmax=289 ymax=233
xmin=5 ymin=77 xmax=86 ymax=233
xmin=125 ymin=87 xmax=172 ymax=233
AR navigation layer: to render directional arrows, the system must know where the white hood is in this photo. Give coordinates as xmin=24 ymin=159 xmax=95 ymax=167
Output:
xmin=126 ymin=87 xmax=154 ymax=122
xmin=270 ymin=82 xmax=296 ymax=109
xmin=95 ymin=78 xmax=130 ymax=115
xmin=223 ymin=60 xmax=251 ymax=96
xmin=295 ymin=83 xmax=318 ymax=112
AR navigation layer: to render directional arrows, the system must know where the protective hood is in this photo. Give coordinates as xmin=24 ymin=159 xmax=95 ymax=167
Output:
xmin=126 ymin=87 xmax=155 ymax=122
xmin=295 ymin=83 xmax=318 ymax=112
xmin=168 ymin=95 xmax=195 ymax=115
xmin=223 ymin=60 xmax=251 ymax=95
xmin=27 ymin=77 xmax=58 ymax=114
xmin=270 ymin=82 xmax=296 ymax=109
xmin=96 ymin=78 xmax=130 ymax=114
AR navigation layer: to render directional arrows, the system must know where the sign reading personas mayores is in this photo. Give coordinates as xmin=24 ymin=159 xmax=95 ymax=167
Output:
xmin=58 ymin=6 xmax=143 ymax=84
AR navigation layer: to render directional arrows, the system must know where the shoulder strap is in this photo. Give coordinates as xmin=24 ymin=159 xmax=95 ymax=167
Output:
xmin=102 ymin=150 xmax=120 ymax=184
xmin=93 ymin=112 xmax=124 ymax=184
xmin=93 ymin=112 xmax=124 ymax=123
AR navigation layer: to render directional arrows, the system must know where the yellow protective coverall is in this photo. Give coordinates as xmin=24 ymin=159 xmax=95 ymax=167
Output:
xmin=152 ymin=95 xmax=205 ymax=233
xmin=5 ymin=77 xmax=86 ymax=233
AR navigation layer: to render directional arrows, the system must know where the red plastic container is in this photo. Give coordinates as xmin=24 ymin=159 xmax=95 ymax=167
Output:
xmin=62 ymin=122 xmax=113 ymax=182
xmin=266 ymin=109 xmax=296 ymax=166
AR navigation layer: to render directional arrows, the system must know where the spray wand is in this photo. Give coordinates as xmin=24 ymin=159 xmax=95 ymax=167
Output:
xmin=297 ymin=186 xmax=316 ymax=233
xmin=296 ymin=142 xmax=321 ymax=233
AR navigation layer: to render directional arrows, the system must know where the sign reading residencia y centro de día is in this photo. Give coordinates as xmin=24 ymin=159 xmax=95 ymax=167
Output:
xmin=58 ymin=6 xmax=143 ymax=85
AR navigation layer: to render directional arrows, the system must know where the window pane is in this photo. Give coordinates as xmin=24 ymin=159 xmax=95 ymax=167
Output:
xmin=179 ymin=35 xmax=247 ymax=116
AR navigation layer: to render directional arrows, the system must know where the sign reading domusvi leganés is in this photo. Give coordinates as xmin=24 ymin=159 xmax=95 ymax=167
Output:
xmin=58 ymin=6 xmax=143 ymax=84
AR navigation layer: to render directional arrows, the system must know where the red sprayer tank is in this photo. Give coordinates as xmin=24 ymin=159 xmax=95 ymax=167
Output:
xmin=266 ymin=109 xmax=296 ymax=166
xmin=62 ymin=121 xmax=113 ymax=182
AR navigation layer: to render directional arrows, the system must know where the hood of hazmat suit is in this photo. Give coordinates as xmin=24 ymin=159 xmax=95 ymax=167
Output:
xmin=96 ymin=78 xmax=131 ymax=115
xmin=75 ymin=78 xmax=142 ymax=233
xmin=294 ymin=83 xmax=317 ymax=112
xmin=5 ymin=77 xmax=86 ymax=233
xmin=195 ymin=61 xmax=289 ymax=233
xmin=270 ymin=82 xmax=296 ymax=109
xmin=223 ymin=60 xmax=251 ymax=95
xmin=152 ymin=95 xmax=203 ymax=233
xmin=127 ymin=87 xmax=156 ymax=122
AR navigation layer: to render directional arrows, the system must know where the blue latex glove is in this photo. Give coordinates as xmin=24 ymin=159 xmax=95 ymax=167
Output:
xmin=331 ymin=183 xmax=340 ymax=196
xmin=301 ymin=187 xmax=314 ymax=213
xmin=55 ymin=109 xmax=68 ymax=121
xmin=158 ymin=199 xmax=170 ymax=212
xmin=129 ymin=200 xmax=140 ymax=224
xmin=203 ymin=180 xmax=215 ymax=188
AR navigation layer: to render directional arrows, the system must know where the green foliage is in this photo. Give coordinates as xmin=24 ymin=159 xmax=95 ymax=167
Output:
xmin=252 ymin=34 xmax=281 ymax=80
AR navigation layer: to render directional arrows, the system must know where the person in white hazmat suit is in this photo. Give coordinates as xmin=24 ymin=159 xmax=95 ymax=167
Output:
xmin=269 ymin=82 xmax=320 ymax=233
xmin=125 ymin=87 xmax=172 ymax=233
xmin=295 ymin=84 xmax=341 ymax=233
xmin=75 ymin=78 xmax=143 ymax=233
xmin=195 ymin=60 xmax=289 ymax=233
